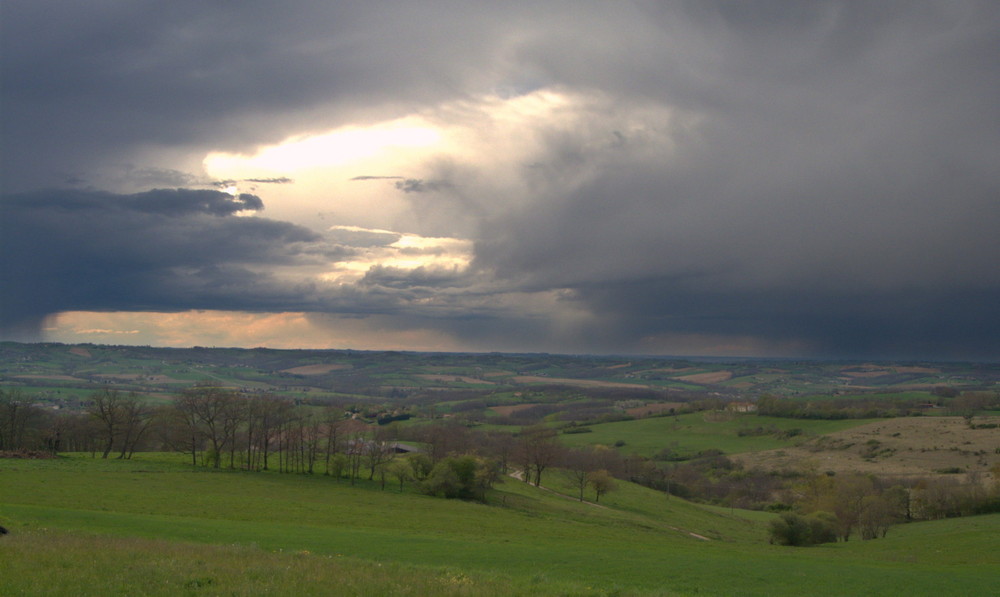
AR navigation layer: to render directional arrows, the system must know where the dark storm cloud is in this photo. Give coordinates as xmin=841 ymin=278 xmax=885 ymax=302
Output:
xmin=0 ymin=1 xmax=522 ymax=192
xmin=123 ymin=167 xmax=202 ymax=188
xmin=565 ymin=279 xmax=1000 ymax=361
xmin=0 ymin=188 xmax=336 ymax=339
xmin=2 ymin=1 xmax=998 ymax=358
xmin=467 ymin=1 xmax=1000 ymax=359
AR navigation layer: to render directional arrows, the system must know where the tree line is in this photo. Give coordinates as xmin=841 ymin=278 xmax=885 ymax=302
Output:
xmin=4 ymin=385 xmax=997 ymax=521
xmin=755 ymin=391 xmax=1000 ymax=420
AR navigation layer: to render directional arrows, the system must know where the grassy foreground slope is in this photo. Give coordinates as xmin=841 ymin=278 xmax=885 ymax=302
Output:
xmin=2 ymin=455 xmax=998 ymax=596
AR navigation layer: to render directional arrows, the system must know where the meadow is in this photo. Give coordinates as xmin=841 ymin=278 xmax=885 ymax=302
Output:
xmin=558 ymin=412 xmax=875 ymax=458
xmin=2 ymin=454 xmax=998 ymax=596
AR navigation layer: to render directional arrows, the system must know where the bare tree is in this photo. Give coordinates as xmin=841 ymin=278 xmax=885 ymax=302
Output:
xmin=416 ymin=422 xmax=473 ymax=464
xmin=242 ymin=397 xmax=265 ymax=471
xmin=516 ymin=425 xmax=564 ymax=487
xmin=859 ymin=494 xmax=899 ymax=539
xmin=87 ymin=388 xmax=125 ymax=459
xmin=833 ymin=474 xmax=876 ymax=541
xmin=256 ymin=397 xmax=292 ymax=471
xmin=562 ymin=447 xmax=598 ymax=501
xmin=364 ymin=428 xmax=395 ymax=481
xmin=298 ymin=408 xmax=325 ymax=474
xmin=344 ymin=423 xmax=369 ymax=486
xmin=176 ymin=384 xmax=241 ymax=468
xmin=482 ymin=430 xmax=517 ymax=474
xmin=0 ymin=389 xmax=44 ymax=451
xmin=117 ymin=394 xmax=153 ymax=459
xmin=320 ymin=406 xmax=346 ymax=475
xmin=165 ymin=390 xmax=205 ymax=466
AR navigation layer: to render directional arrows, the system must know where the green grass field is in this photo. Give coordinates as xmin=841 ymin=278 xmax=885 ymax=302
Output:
xmin=2 ymin=454 xmax=998 ymax=596
xmin=559 ymin=412 xmax=877 ymax=458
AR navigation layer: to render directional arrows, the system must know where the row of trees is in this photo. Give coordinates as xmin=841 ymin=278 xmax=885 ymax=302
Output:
xmin=756 ymin=391 xmax=1000 ymax=421
xmin=770 ymin=470 xmax=1000 ymax=546
xmin=0 ymin=389 xmax=47 ymax=452
xmin=0 ymin=388 xmax=112 ymax=454
xmin=5 ymin=386 xmax=997 ymax=520
xmin=1 ymin=385 xmax=572 ymax=498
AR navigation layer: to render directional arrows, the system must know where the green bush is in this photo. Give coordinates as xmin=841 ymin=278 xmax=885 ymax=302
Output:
xmin=420 ymin=454 xmax=498 ymax=501
xmin=769 ymin=512 xmax=836 ymax=546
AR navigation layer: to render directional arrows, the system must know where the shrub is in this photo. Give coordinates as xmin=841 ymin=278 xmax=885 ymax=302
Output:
xmin=769 ymin=513 xmax=812 ymax=546
xmin=419 ymin=454 xmax=498 ymax=501
xmin=768 ymin=512 xmax=836 ymax=546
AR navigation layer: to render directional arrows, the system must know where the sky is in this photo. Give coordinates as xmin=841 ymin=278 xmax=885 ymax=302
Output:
xmin=1 ymin=1 xmax=998 ymax=360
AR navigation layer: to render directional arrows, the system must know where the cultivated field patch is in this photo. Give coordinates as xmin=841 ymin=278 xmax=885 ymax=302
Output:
xmin=417 ymin=374 xmax=495 ymax=385
xmin=732 ymin=416 xmax=1000 ymax=479
xmin=14 ymin=375 xmax=84 ymax=382
xmin=490 ymin=403 xmax=541 ymax=416
xmin=512 ymin=376 xmax=644 ymax=389
xmin=281 ymin=363 xmax=351 ymax=375
xmin=673 ymin=371 xmax=733 ymax=384
xmin=625 ymin=402 xmax=688 ymax=417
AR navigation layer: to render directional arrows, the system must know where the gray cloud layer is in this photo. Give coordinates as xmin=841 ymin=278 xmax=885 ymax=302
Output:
xmin=0 ymin=189 xmax=326 ymax=338
xmin=2 ymin=2 xmax=999 ymax=359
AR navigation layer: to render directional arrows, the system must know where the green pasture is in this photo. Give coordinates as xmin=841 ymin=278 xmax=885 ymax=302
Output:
xmin=1 ymin=454 xmax=997 ymax=595
xmin=788 ymin=391 xmax=935 ymax=403
xmin=0 ymin=530 xmax=569 ymax=597
xmin=0 ymin=384 xmax=96 ymax=402
xmin=559 ymin=412 xmax=879 ymax=458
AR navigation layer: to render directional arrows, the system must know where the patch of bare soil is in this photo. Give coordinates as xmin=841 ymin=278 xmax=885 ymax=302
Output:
xmin=15 ymin=375 xmax=83 ymax=381
xmin=69 ymin=347 xmax=91 ymax=358
xmin=732 ymin=416 xmax=1000 ymax=480
xmin=673 ymin=371 xmax=733 ymax=384
xmin=483 ymin=370 xmax=513 ymax=377
xmin=512 ymin=376 xmax=644 ymax=389
xmin=841 ymin=370 xmax=892 ymax=378
xmin=281 ymin=363 xmax=351 ymax=375
xmin=896 ymin=366 xmax=941 ymax=374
